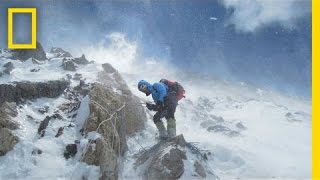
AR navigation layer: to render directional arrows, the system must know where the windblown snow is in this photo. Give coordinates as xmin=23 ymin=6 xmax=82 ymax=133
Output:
xmin=0 ymin=33 xmax=311 ymax=179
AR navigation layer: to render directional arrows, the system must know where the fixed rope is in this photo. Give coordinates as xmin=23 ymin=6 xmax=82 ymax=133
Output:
xmin=70 ymin=102 xmax=126 ymax=180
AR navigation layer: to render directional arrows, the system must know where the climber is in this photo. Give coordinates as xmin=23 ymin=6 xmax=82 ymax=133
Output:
xmin=138 ymin=80 xmax=178 ymax=139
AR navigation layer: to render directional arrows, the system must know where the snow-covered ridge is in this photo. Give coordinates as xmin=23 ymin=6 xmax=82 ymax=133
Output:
xmin=0 ymin=45 xmax=146 ymax=179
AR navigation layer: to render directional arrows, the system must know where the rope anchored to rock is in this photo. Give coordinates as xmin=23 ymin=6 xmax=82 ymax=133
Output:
xmin=70 ymin=101 xmax=126 ymax=180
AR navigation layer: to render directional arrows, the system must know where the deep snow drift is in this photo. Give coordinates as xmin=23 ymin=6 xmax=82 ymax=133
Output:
xmin=0 ymin=33 xmax=311 ymax=179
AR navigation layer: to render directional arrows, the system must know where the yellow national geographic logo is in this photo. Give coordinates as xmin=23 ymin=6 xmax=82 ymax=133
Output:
xmin=8 ymin=8 xmax=37 ymax=49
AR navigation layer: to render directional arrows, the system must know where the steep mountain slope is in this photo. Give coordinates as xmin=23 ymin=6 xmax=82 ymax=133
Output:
xmin=0 ymin=40 xmax=311 ymax=180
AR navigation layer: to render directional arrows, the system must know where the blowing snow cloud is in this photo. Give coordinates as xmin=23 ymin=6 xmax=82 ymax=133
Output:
xmin=220 ymin=0 xmax=310 ymax=32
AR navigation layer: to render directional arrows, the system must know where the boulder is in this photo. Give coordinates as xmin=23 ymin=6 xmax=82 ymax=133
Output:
xmin=135 ymin=135 xmax=187 ymax=180
xmin=0 ymin=80 xmax=70 ymax=105
xmin=0 ymin=128 xmax=19 ymax=156
xmin=147 ymin=146 xmax=186 ymax=180
xmin=0 ymin=102 xmax=19 ymax=130
xmin=11 ymin=42 xmax=47 ymax=61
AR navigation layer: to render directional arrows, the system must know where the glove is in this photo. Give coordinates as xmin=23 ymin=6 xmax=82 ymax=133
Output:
xmin=155 ymin=101 xmax=165 ymax=111
xmin=146 ymin=103 xmax=157 ymax=111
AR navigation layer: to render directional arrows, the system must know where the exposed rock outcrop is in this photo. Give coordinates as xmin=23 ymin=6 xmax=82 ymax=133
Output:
xmin=3 ymin=62 xmax=14 ymax=74
xmin=64 ymin=144 xmax=77 ymax=159
xmin=0 ymin=128 xmax=19 ymax=156
xmin=0 ymin=102 xmax=19 ymax=130
xmin=73 ymin=54 xmax=89 ymax=65
xmin=50 ymin=47 xmax=72 ymax=58
xmin=0 ymin=102 xmax=19 ymax=156
xmin=80 ymin=62 xmax=147 ymax=179
xmin=38 ymin=116 xmax=51 ymax=137
xmin=11 ymin=42 xmax=47 ymax=61
xmin=134 ymin=135 xmax=187 ymax=180
xmin=0 ymin=80 xmax=70 ymax=105
xmin=62 ymin=59 xmax=76 ymax=71
xmin=81 ymin=83 xmax=128 ymax=179
xmin=99 ymin=63 xmax=146 ymax=135
xmin=194 ymin=160 xmax=206 ymax=178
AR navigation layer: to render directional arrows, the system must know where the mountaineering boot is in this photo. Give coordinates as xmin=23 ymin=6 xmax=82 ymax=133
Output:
xmin=155 ymin=121 xmax=168 ymax=140
xmin=167 ymin=118 xmax=176 ymax=138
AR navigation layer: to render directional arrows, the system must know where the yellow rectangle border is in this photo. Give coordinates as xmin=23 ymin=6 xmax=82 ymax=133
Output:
xmin=313 ymin=0 xmax=320 ymax=179
xmin=8 ymin=8 xmax=37 ymax=49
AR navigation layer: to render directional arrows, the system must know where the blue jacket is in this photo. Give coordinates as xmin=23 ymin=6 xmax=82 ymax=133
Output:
xmin=139 ymin=80 xmax=168 ymax=103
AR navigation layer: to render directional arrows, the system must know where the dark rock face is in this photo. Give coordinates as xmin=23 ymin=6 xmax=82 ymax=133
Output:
xmin=55 ymin=127 xmax=64 ymax=137
xmin=64 ymin=144 xmax=77 ymax=159
xmin=50 ymin=47 xmax=72 ymax=58
xmin=0 ymin=80 xmax=70 ymax=105
xmin=135 ymin=135 xmax=187 ymax=180
xmin=11 ymin=42 xmax=47 ymax=61
xmin=0 ymin=128 xmax=19 ymax=156
xmin=38 ymin=116 xmax=51 ymax=137
xmin=62 ymin=59 xmax=76 ymax=71
xmin=3 ymin=62 xmax=14 ymax=74
xmin=73 ymin=54 xmax=89 ymax=65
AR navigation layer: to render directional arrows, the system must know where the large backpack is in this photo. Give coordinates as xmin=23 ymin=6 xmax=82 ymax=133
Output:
xmin=160 ymin=79 xmax=185 ymax=101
